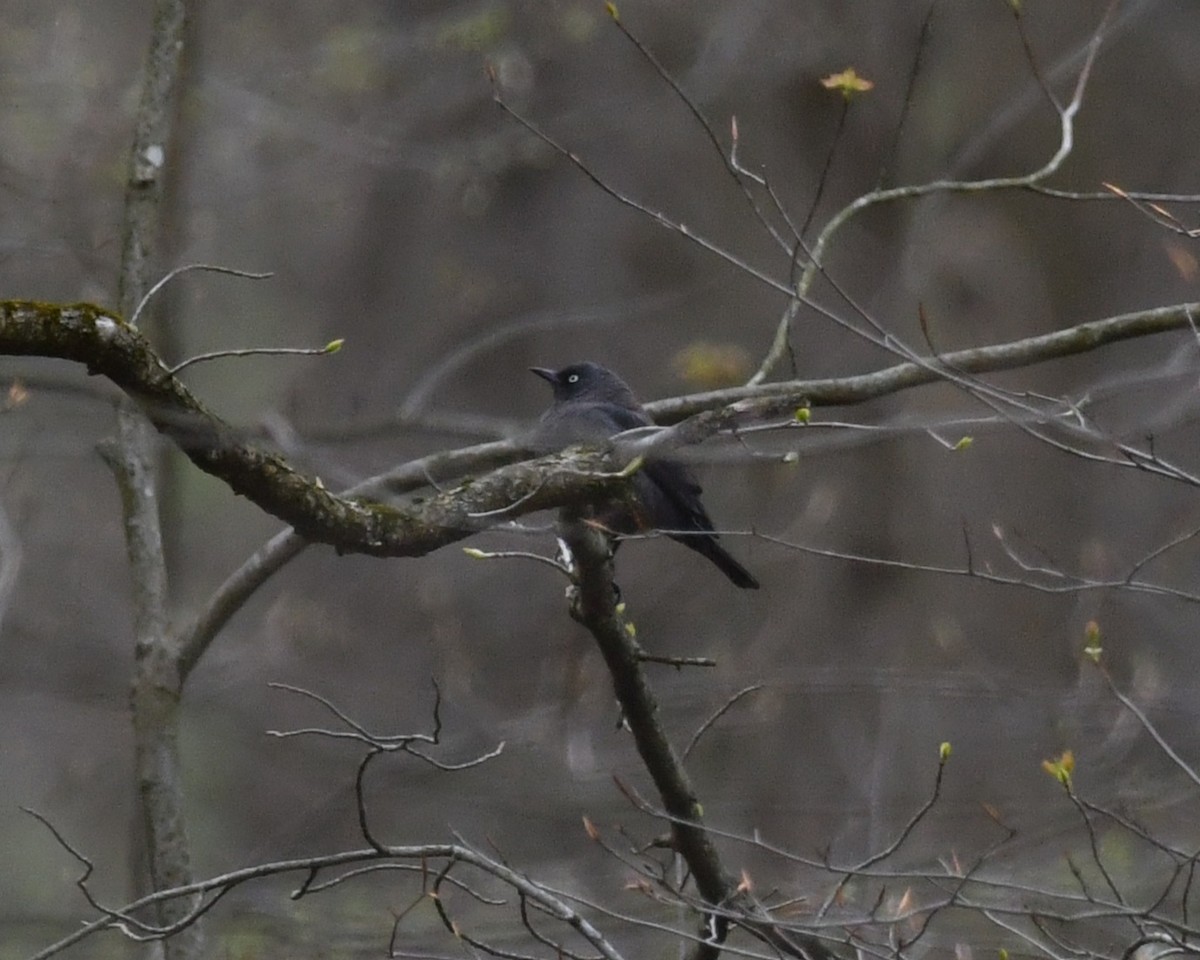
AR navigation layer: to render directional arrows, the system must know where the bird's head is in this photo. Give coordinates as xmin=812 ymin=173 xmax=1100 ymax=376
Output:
xmin=530 ymin=362 xmax=638 ymax=406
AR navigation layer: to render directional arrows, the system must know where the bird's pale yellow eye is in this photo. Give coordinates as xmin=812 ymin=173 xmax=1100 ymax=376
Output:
xmin=567 ymin=374 xmax=579 ymax=383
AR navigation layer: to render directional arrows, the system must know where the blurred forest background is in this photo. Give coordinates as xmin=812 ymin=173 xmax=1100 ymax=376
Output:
xmin=3 ymin=0 xmax=1200 ymax=956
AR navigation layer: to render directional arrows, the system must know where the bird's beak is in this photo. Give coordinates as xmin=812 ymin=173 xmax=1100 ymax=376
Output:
xmin=529 ymin=367 xmax=557 ymax=384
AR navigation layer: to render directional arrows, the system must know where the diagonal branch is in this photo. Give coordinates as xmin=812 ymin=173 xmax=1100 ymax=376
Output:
xmin=559 ymin=519 xmax=835 ymax=960
xmin=0 ymin=301 xmax=637 ymax=559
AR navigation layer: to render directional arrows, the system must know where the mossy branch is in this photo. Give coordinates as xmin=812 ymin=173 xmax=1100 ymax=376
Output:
xmin=0 ymin=300 xmax=633 ymax=559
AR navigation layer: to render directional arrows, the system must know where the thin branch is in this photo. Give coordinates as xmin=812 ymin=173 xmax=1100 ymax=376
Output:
xmin=168 ymin=339 xmax=340 ymax=376
xmin=1094 ymin=662 xmax=1200 ymax=789
xmin=268 ymin=681 xmax=398 ymax=743
xmin=265 ymin=682 xmax=506 ymax=771
xmin=462 ymin=546 xmax=572 ymax=576
xmin=636 ymin=651 xmax=717 ymax=669
xmin=1031 ymin=185 xmax=1200 ymax=204
xmin=490 ymin=87 xmax=795 ymax=300
xmin=816 ymin=750 xmax=951 ymax=920
xmin=730 ymin=115 xmax=805 ymax=245
xmin=876 ymin=0 xmax=940 ymax=190
xmin=606 ymin=9 xmax=793 ymax=254
xmin=800 ymin=98 xmax=849 ymax=239
xmin=754 ymin=528 xmax=1200 ymax=605
xmin=1010 ymin=3 xmax=1062 ymax=113
xmin=130 ymin=263 xmax=273 ymax=327
xmin=683 ymin=684 xmax=763 ymax=761
xmin=356 ymin=749 xmax=388 ymax=854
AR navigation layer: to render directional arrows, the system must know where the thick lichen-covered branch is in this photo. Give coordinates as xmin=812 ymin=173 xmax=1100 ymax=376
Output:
xmin=0 ymin=300 xmax=634 ymax=558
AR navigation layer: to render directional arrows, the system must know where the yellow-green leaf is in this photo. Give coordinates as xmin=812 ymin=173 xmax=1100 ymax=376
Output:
xmin=820 ymin=68 xmax=874 ymax=100
xmin=1041 ymin=750 xmax=1075 ymax=786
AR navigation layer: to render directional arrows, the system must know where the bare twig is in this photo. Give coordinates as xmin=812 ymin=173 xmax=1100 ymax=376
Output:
xmin=816 ymin=749 xmax=952 ymax=920
xmin=1092 ymin=662 xmax=1200 ymax=789
xmin=490 ymin=88 xmax=795 ymax=299
xmin=683 ymin=684 xmax=763 ymax=761
xmin=168 ymin=339 xmax=340 ymax=376
xmin=462 ymin=546 xmax=572 ymax=576
xmin=605 ymin=9 xmax=793 ymax=254
xmin=1010 ymin=2 xmax=1063 ymax=113
xmin=876 ymin=0 xmax=940 ymax=190
xmin=636 ymin=651 xmax=718 ymax=669
xmin=130 ymin=262 xmax=273 ymax=327
xmin=266 ymin=682 xmax=506 ymax=770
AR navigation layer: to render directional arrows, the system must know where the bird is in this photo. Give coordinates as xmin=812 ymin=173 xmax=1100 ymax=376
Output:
xmin=529 ymin=361 xmax=760 ymax=589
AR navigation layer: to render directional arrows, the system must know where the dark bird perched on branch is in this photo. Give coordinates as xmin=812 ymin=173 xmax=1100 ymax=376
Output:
xmin=529 ymin=361 xmax=760 ymax=589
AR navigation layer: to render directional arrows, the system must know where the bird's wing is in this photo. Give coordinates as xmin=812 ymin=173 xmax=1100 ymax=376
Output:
xmin=591 ymin=406 xmax=712 ymax=527
xmin=537 ymin=401 xmax=712 ymax=529
xmin=643 ymin=457 xmax=710 ymax=528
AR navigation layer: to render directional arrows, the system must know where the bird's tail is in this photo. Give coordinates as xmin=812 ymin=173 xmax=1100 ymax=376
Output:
xmin=682 ymin=534 xmax=760 ymax=589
